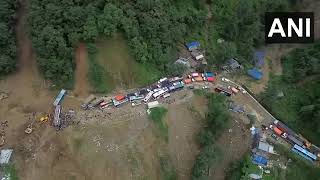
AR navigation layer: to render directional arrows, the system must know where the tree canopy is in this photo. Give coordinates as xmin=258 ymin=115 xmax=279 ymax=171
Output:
xmin=27 ymin=0 xmax=206 ymax=86
xmin=0 ymin=0 xmax=17 ymax=76
xmin=261 ymin=42 xmax=320 ymax=145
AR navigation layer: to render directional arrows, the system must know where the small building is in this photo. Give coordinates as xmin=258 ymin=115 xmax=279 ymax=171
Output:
xmin=222 ymin=58 xmax=242 ymax=72
xmin=186 ymin=41 xmax=200 ymax=51
xmin=190 ymin=50 xmax=204 ymax=61
xmin=0 ymin=149 xmax=13 ymax=164
xmin=253 ymin=51 xmax=265 ymax=68
xmin=248 ymin=68 xmax=263 ymax=80
xmin=258 ymin=141 xmax=275 ymax=154
xmin=175 ymin=58 xmax=191 ymax=67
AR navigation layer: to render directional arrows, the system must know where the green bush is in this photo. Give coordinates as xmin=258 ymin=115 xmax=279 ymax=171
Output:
xmin=192 ymin=93 xmax=230 ymax=180
xmin=149 ymin=107 xmax=169 ymax=141
xmin=0 ymin=1 xmax=17 ymax=77
xmin=87 ymin=44 xmax=109 ymax=93
xmin=260 ymin=42 xmax=320 ymax=145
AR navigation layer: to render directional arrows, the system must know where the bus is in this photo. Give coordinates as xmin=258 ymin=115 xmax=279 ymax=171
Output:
xmin=292 ymin=144 xmax=317 ymax=161
xmin=143 ymin=91 xmax=154 ymax=102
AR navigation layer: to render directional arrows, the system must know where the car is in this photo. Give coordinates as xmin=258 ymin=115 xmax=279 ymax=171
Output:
xmin=188 ymin=86 xmax=194 ymax=89
xmin=271 ymin=133 xmax=279 ymax=141
xmin=202 ymin=86 xmax=209 ymax=89
xmin=221 ymin=77 xmax=230 ymax=82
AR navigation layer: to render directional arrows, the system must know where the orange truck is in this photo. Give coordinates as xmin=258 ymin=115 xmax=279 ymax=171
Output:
xmin=115 ymin=95 xmax=126 ymax=101
xmin=194 ymin=77 xmax=204 ymax=82
xmin=184 ymin=79 xmax=192 ymax=84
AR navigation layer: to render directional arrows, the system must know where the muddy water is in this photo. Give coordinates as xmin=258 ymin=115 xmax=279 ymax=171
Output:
xmin=96 ymin=34 xmax=137 ymax=90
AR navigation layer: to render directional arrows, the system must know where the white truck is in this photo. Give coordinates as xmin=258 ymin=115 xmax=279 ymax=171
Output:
xmin=143 ymin=91 xmax=154 ymax=102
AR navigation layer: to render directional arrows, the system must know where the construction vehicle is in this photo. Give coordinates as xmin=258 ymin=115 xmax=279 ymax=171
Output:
xmin=39 ymin=115 xmax=49 ymax=122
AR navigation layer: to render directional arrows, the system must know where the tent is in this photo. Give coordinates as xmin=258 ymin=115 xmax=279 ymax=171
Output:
xmin=248 ymin=68 xmax=263 ymax=80
xmin=252 ymin=154 xmax=268 ymax=166
xmin=186 ymin=41 xmax=200 ymax=51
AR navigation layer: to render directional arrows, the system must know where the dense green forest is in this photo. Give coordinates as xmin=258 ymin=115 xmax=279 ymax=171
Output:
xmin=27 ymin=0 xmax=206 ymax=86
xmin=0 ymin=0 xmax=17 ymax=76
xmin=26 ymin=0 xmax=291 ymax=86
xmin=260 ymin=42 xmax=320 ymax=145
xmin=205 ymin=0 xmax=289 ymax=65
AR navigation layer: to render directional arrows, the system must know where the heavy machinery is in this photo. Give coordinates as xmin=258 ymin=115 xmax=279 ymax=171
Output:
xmin=39 ymin=115 xmax=49 ymax=122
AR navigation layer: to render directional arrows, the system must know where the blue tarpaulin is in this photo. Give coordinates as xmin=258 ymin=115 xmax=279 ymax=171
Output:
xmin=248 ymin=68 xmax=263 ymax=80
xmin=186 ymin=41 xmax=200 ymax=50
xmin=252 ymin=154 xmax=268 ymax=166
xmin=254 ymin=51 xmax=265 ymax=68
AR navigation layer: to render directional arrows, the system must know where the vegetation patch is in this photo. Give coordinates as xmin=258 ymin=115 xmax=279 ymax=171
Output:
xmin=226 ymin=145 xmax=320 ymax=180
xmin=260 ymin=42 xmax=320 ymax=145
xmin=191 ymin=93 xmax=230 ymax=180
xmin=149 ymin=107 xmax=169 ymax=142
xmin=159 ymin=155 xmax=177 ymax=180
xmin=87 ymin=43 xmax=110 ymax=93
xmin=0 ymin=1 xmax=17 ymax=77
xmin=2 ymin=164 xmax=19 ymax=180
xmin=96 ymin=35 xmax=160 ymax=88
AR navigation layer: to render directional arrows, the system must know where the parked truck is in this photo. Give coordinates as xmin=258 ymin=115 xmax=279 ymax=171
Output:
xmin=202 ymin=72 xmax=215 ymax=77
xmin=53 ymin=89 xmax=66 ymax=106
xmin=113 ymin=98 xmax=128 ymax=107
xmin=274 ymin=120 xmax=296 ymax=136
xmin=53 ymin=105 xmax=61 ymax=127
xmin=88 ymin=97 xmax=104 ymax=109
xmin=215 ymin=86 xmax=232 ymax=96
xmin=81 ymin=94 xmax=96 ymax=109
